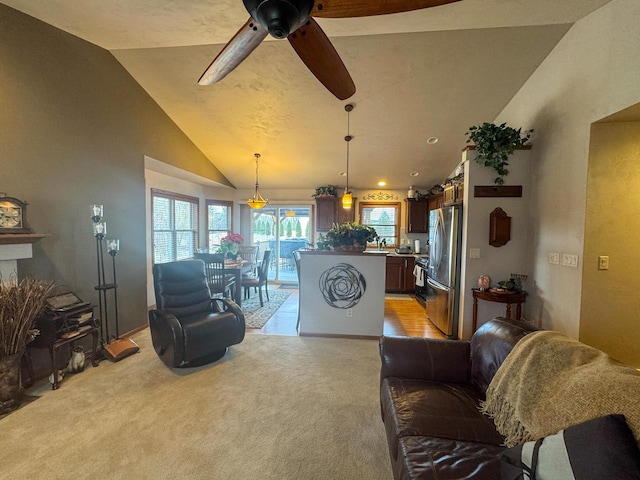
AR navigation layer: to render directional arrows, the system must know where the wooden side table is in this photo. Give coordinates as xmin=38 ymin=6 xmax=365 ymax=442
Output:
xmin=472 ymin=288 xmax=527 ymax=333
xmin=29 ymin=304 xmax=101 ymax=389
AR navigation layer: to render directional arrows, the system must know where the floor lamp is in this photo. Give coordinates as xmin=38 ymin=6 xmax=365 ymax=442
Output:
xmin=91 ymin=205 xmax=138 ymax=361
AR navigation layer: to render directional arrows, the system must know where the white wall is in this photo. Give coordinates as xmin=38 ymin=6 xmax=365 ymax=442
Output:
xmin=144 ymin=165 xmax=236 ymax=307
xmin=458 ymin=149 xmax=532 ymax=338
xmin=495 ymin=0 xmax=640 ymax=338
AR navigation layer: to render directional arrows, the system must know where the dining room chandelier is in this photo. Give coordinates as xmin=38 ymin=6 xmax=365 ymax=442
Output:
xmin=247 ymin=153 xmax=269 ymax=209
xmin=342 ymin=103 xmax=354 ymax=210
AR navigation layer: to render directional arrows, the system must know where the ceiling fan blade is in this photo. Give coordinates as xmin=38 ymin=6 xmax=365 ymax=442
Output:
xmin=312 ymin=0 xmax=461 ymax=18
xmin=288 ymin=18 xmax=355 ymax=100
xmin=198 ymin=18 xmax=268 ymax=85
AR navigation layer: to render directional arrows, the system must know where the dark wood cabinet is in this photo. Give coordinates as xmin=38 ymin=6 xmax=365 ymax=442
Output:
xmin=404 ymin=256 xmax=416 ymax=292
xmin=385 ymin=256 xmax=403 ymax=292
xmin=315 ymin=197 xmax=336 ymax=232
xmin=405 ymin=198 xmax=429 ymax=233
xmin=443 ymin=182 xmax=464 ymax=206
xmin=315 ymin=196 xmax=356 ymax=232
xmin=428 ymin=192 xmax=444 ymax=211
xmin=385 ymin=255 xmax=416 ymax=293
xmin=336 ymin=200 xmax=356 ymax=225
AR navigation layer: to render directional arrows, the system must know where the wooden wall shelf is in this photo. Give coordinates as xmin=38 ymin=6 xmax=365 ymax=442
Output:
xmin=474 ymin=186 xmax=523 ymax=198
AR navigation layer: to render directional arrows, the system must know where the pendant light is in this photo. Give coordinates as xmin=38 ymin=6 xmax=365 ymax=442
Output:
xmin=342 ymin=103 xmax=354 ymax=210
xmin=247 ymin=153 xmax=269 ymax=209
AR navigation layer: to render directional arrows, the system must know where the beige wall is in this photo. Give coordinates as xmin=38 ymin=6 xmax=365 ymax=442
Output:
xmin=0 ymin=5 xmax=230 ymax=334
xmin=496 ymin=0 xmax=640 ymax=341
xmin=581 ymin=121 xmax=640 ymax=366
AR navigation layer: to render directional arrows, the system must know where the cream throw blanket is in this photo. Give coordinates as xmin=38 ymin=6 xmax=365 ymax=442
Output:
xmin=481 ymin=330 xmax=640 ymax=447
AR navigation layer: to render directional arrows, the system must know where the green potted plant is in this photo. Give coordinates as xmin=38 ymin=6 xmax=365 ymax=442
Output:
xmin=312 ymin=185 xmax=337 ymax=198
xmin=466 ymin=122 xmax=533 ymax=186
xmin=325 ymin=222 xmax=379 ymax=252
xmin=0 ymin=277 xmax=54 ymax=413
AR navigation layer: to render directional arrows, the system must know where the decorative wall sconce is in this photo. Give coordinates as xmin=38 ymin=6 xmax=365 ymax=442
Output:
xmin=489 ymin=207 xmax=511 ymax=247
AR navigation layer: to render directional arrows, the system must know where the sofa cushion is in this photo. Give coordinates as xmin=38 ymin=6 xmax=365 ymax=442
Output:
xmin=381 ymin=377 xmax=505 ymax=460
xmin=501 ymin=414 xmax=640 ymax=480
xmin=396 ymin=436 xmax=503 ymax=480
xmin=470 ymin=317 xmax=538 ymax=394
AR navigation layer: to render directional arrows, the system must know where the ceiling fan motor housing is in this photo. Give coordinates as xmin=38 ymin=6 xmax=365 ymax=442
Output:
xmin=243 ymin=0 xmax=314 ymax=39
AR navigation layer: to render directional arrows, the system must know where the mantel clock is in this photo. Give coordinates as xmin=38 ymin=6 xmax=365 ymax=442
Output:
xmin=0 ymin=195 xmax=30 ymax=234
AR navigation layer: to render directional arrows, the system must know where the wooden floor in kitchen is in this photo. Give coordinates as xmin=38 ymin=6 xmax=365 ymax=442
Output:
xmin=250 ymin=288 xmax=445 ymax=339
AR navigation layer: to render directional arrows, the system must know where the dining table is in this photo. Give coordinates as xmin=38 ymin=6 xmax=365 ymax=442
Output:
xmin=220 ymin=259 xmax=256 ymax=307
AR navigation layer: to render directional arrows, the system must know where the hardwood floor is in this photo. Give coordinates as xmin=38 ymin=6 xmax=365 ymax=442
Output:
xmin=251 ymin=288 xmax=445 ymax=339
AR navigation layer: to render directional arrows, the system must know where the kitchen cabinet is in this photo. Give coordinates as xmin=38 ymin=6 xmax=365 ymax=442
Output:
xmin=337 ymin=199 xmax=356 ymax=225
xmin=315 ymin=196 xmax=356 ymax=232
xmin=428 ymin=192 xmax=444 ymax=211
xmin=405 ymin=198 xmax=429 ymax=233
xmin=443 ymin=182 xmax=464 ymax=206
xmin=385 ymin=255 xmax=416 ymax=293
xmin=315 ymin=197 xmax=336 ymax=232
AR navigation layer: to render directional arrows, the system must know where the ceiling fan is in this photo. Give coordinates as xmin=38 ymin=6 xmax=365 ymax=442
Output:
xmin=198 ymin=0 xmax=461 ymax=100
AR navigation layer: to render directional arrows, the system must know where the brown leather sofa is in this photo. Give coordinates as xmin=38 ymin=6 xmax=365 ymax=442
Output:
xmin=379 ymin=317 xmax=538 ymax=480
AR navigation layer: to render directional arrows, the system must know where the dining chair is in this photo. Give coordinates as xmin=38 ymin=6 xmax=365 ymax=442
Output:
xmin=194 ymin=252 xmax=236 ymax=299
xmin=239 ymin=245 xmax=259 ymax=272
xmin=242 ymin=250 xmax=272 ymax=307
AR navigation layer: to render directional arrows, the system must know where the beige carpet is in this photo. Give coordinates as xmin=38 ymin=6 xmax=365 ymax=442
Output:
xmin=0 ymin=330 xmax=392 ymax=480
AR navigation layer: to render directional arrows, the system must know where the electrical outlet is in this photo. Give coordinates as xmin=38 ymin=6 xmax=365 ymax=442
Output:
xmin=469 ymin=248 xmax=480 ymax=259
xmin=346 ymin=308 xmax=353 ymax=318
xmin=598 ymin=255 xmax=609 ymax=270
xmin=561 ymin=253 xmax=579 ymax=268
xmin=549 ymin=252 xmax=560 ymax=265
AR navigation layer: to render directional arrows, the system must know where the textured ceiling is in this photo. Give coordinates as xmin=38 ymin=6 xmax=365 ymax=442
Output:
xmin=1 ymin=0 xmax=613 ymax=191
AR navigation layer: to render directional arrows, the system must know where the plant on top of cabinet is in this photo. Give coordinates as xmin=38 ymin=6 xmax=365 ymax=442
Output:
xmin=465 ymin=122 xmax=533 ymax=186
xmin=312 ymin=185 xmax=337 ymax=197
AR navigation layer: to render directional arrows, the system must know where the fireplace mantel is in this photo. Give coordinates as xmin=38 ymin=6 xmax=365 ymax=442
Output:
xmin=0 ymin=234 xmax=50 ymax=281
xmin=0 ymin=233 xmax=50 ymax=245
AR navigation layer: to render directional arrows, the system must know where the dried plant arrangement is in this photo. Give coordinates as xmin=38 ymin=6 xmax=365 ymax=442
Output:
xmin=0 ymin=277 xmax=54 ymax=358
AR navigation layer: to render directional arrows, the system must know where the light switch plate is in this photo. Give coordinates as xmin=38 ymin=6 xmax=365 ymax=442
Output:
xmin=469 ymin=248 xmax=480 ymax=259
xmin=549 ymin=252 xmax=560 ymax=265
xmin=562 ymin=253 xmax=579 ymax=268
xmin=598 ymin=255 xmax=609 ymax=270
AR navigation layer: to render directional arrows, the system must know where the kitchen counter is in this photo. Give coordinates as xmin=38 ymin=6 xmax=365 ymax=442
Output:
xmin=365 ymin=250 xmax=428 ymax=260
xmin=297 ymin=250 xmax=386 ymax=337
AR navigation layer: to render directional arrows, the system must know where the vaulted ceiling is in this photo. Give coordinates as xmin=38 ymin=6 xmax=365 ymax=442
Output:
xmin=1 ymin=0 xmax=613 ymax=191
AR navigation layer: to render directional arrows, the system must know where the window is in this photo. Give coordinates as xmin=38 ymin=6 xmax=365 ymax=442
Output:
xmin=206 ymin=200 xmax=233 ymax=248
xmin=152 ymin=189 xmax=198 ymax=264
xmin=359 ymin=202 xmax=401 ymax=247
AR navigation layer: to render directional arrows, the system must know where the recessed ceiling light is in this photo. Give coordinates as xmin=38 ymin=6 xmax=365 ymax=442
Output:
xmin=339 ymin=171 xmax=347 ymax=177
xmin=427 ymin=137 xmax=439 ymax=145
xmin=378 ymin=181 xmax=386 ymax=187
xmin=409 ymin=171 xmax=420 ymax=177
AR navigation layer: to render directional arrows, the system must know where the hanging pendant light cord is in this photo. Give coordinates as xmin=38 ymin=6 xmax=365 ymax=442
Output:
xmin=254 ymin=153 xmax=260 ymax=196
xmin=345 ymin=103 xmax=353 ymax=193
xmin=248 ymin=153 xmax=268 ymax=209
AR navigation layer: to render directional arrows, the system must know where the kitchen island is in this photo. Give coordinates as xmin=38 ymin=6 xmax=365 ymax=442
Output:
xmin=297 ymin=250 xmax=386 ymax=338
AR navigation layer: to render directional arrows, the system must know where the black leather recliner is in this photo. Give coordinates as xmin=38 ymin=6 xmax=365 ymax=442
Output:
xmin=149 ymin=260 xmax=245 ymax=367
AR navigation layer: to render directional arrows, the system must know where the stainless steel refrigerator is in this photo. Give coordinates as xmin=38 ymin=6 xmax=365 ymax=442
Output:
xmin=426 ymin=205 xmax=462 ymax=337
